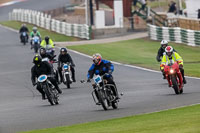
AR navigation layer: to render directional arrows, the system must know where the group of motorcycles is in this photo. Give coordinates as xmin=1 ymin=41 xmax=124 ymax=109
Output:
xmin=20 ymin=32 xmax=40 ymax=53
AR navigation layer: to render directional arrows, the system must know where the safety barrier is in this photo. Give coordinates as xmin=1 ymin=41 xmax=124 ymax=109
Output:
xmin=147 ymin=24 xmax=200 ymax=46
xmin=9 ymin=9 xmax=91 ymax=40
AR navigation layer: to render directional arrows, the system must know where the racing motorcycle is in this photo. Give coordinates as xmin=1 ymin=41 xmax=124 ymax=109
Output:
xmin=32 ymin=36 xmax=40 ymax=53
xmin=61 ymin=63 xmax=72 ymax=88
xmin=21 ymin=32 xmax=28 ymax=45
xmin=41 ymin=55 xmax=59 ymax=84
xmin=37 ymin=74 xmax=59 ymax=105
xmin=81 ymin=74 xmax=119 ymax=110
xmin=45 ymin=45 xmax=55 ymax=57
xmin=161 ymin=60 xmax=183 ymax=94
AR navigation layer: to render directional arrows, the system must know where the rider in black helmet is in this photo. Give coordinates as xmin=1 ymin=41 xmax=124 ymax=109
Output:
xmin=58 ymin=48 xmax=76 ymax=83
xmin=31 ymin=55 xmax=62 ymax=100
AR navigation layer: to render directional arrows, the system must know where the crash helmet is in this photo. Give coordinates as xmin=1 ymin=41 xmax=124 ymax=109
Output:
xmin=165 ymin=46 xmax=173 ymax=58
xmin=45 ymin=36 xmax=50 ymax=44
xmin=39 ymin=48 xmax=46 ymax=56
xmin=92 ymin=53 xmax=102 ymax=65
xmin=33 ymin=54 xmax=42 ymax=65
xmin=60 ymin=48 xmax=67 ymax=55
xmin=32 ymin=27 xmax=37 ymax=33
xmin=160 ymin=40 xmax=168 ymax=49
xmin=22 ymin=23 xmax=26 ymax=27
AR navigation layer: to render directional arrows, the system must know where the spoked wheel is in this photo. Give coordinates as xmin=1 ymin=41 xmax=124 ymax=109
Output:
xmin=171 ymin=76 xmax=180 ymax=94
xmin=43 ymin=84 xmax=54 ymax=105
xmin=65 ymin=74 xmax=71 ymax=88
xmin=98 ymin=90 xmax=109 ymax=110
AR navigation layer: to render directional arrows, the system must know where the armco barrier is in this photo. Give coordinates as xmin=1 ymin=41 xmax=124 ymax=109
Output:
xmin=9 ymin=9 xmax=91 ymax=40
xmin=147 ymin=24 xmax=200 ymax=46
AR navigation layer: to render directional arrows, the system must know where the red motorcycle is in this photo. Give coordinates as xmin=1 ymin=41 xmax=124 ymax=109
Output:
xmin=161 ymin=60 xmax=183 ymax=94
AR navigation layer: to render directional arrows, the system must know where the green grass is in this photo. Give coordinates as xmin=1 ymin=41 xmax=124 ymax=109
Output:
xmin=67 ymin=38 xmax=200 ymax=77
xmin=20 ymin=104 xmax=200 ymax=133
xmin=0 ymin=21 xmax=80 ymax=42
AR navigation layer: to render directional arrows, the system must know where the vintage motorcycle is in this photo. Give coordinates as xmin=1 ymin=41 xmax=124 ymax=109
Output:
xmin=61 ymin=63 xmax=72 ymax=88
xmin=161 ymin=60 xmax=183 ymax=94
xmin=37 ymin=74 xmax=59 ymax=105
xmin=32 ymin=36 xmax=40 ymax=53
xmin=21 ymin=32 xmax=28 ymax=45
xmin=81 ymin=74 xmax=119 ymax=110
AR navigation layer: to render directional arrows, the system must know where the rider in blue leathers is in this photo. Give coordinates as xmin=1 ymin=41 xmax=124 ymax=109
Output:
xmin=87 ymin=53 xmax=119 ymax=100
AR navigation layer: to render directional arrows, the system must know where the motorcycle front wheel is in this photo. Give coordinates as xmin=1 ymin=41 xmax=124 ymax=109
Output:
xmin=98 ymin=90 xmax=109 ymax=110
xmin=171 ymin=76 xmax=180 ymax=94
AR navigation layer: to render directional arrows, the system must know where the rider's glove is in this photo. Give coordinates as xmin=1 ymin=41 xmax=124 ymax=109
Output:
xmin=108 ymin=70 xmax=112 ymax=75
xmin=87 ymin=79 xmax=91 ymax=83
xmin=32 ymin=82 xmax=37 ymax=86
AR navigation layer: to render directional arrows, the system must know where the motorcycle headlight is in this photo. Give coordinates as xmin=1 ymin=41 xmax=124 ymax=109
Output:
xmin=170 ymin=69 xmax=174 ymax=74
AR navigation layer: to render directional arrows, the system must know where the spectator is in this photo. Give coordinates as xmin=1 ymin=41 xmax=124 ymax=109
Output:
xmin=133 ymin=0 xmax=138 ymax=11
xmin=168 ymin=1 xmax=177 ymax=14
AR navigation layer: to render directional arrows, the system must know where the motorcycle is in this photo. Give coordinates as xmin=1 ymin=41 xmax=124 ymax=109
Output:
xmin=42 ymin=55 xmax=59 ymax=84
xmin=61 ymin=63 xmax=72 ymax=88
xmin=21 ymin=32 xmax=28 ymax=45
xmin=46 ymin=45 xmax=55 ymax=57
xmin=37 ymin=74 xmax=59 ymax=105
xmin=161 ymin=60 xmax=183 ymax=94
xmin=81 ymin=74 xmax=119 ymax=110
xmin=32 ymin=36 xmax=40 ymax=53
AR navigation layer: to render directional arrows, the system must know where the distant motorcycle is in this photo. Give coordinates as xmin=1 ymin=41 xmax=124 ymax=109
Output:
xmin=32 ymin=36 xmax=40 ymax=53
xmin=37 ymin=74 xmax=59 ymax=105
xmin=45 ymin=45 xmax=55 ymax=57
xmin=81 ymin=74 xmax=119 ymax=110
xmin=61 ymin=63 xmax=72 ymax=88
xmin=161 ymin=60 xmax=183 ymax=94
xmin=21 ymin=32 xmax=28 ymax=45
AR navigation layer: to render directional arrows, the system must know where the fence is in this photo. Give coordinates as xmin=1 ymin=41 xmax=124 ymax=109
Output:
xmin=9 ymin=9 xmax=91 ymax=40
xmin=147 ymin=24 xmax=200 ymax=46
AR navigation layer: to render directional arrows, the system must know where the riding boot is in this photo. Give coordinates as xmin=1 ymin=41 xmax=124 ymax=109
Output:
xmin=71 ymin=67 xmax=76 ymax=82
xmin=180 ymin=69 xmax=187 ymax=84
xmin=36 ymin=86 xmax=46 ymax=100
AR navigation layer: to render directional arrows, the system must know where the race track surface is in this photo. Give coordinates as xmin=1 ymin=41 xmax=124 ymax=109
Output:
xmin=0 ymin=1 xmax=200 ymax=133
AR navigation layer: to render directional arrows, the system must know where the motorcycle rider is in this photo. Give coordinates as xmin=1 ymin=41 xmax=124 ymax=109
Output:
xmin=31 ymin=55 xmax=62 ymax=100
xmin=39 ymin=48 xmax=59 ymax=83
xmin=30 ymin=27 xmax=41 ymax=49
xmin=58 ymin=48 xmax=76 ymax=83
xmin=40 ymin=36 xmax=55 ymax=56
xmin=157 ymin=40 xmax=176 ymax=79
xmin=160 ymin=46 xmax=187 ymax=85
xmin=19 ymin=24 xmax=29 ymax=42
xmin=156 ymin=40 xmax=176 ymax=62
xmin=87 ymin=53 xmax=119 ymax=102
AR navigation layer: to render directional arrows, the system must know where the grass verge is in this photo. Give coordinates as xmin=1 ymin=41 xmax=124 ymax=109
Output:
xmin=67 ymin=38 xmax=200 ymax=77
xmin=0 ymin=21 xmax=80 ymax=42
xmin=21 ymin=104 xmax=200 ymax=133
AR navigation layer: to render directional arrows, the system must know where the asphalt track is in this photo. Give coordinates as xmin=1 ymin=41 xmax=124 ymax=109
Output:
xmin=0 ymin=1 xmax=200 ymax=133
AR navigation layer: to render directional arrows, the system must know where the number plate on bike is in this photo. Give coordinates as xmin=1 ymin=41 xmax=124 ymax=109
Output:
xmin=38 ymin=75 xmax=47 ymax=82
xmin=94 ymin=75 xmax=102 ymax=84
xmin=63 ymin=64 xmax=68 ymax=69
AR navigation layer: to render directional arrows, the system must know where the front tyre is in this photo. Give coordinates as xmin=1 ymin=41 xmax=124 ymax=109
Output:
xmin=65 ymin=74 xmax=71 ymax=88
xmin=43 ymin=84 xmax=54 ymax=105
xmin=171 ymin=76 xmax=180 ymax=94
xmin=98 ymin=90 xmax=108 ymax=110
